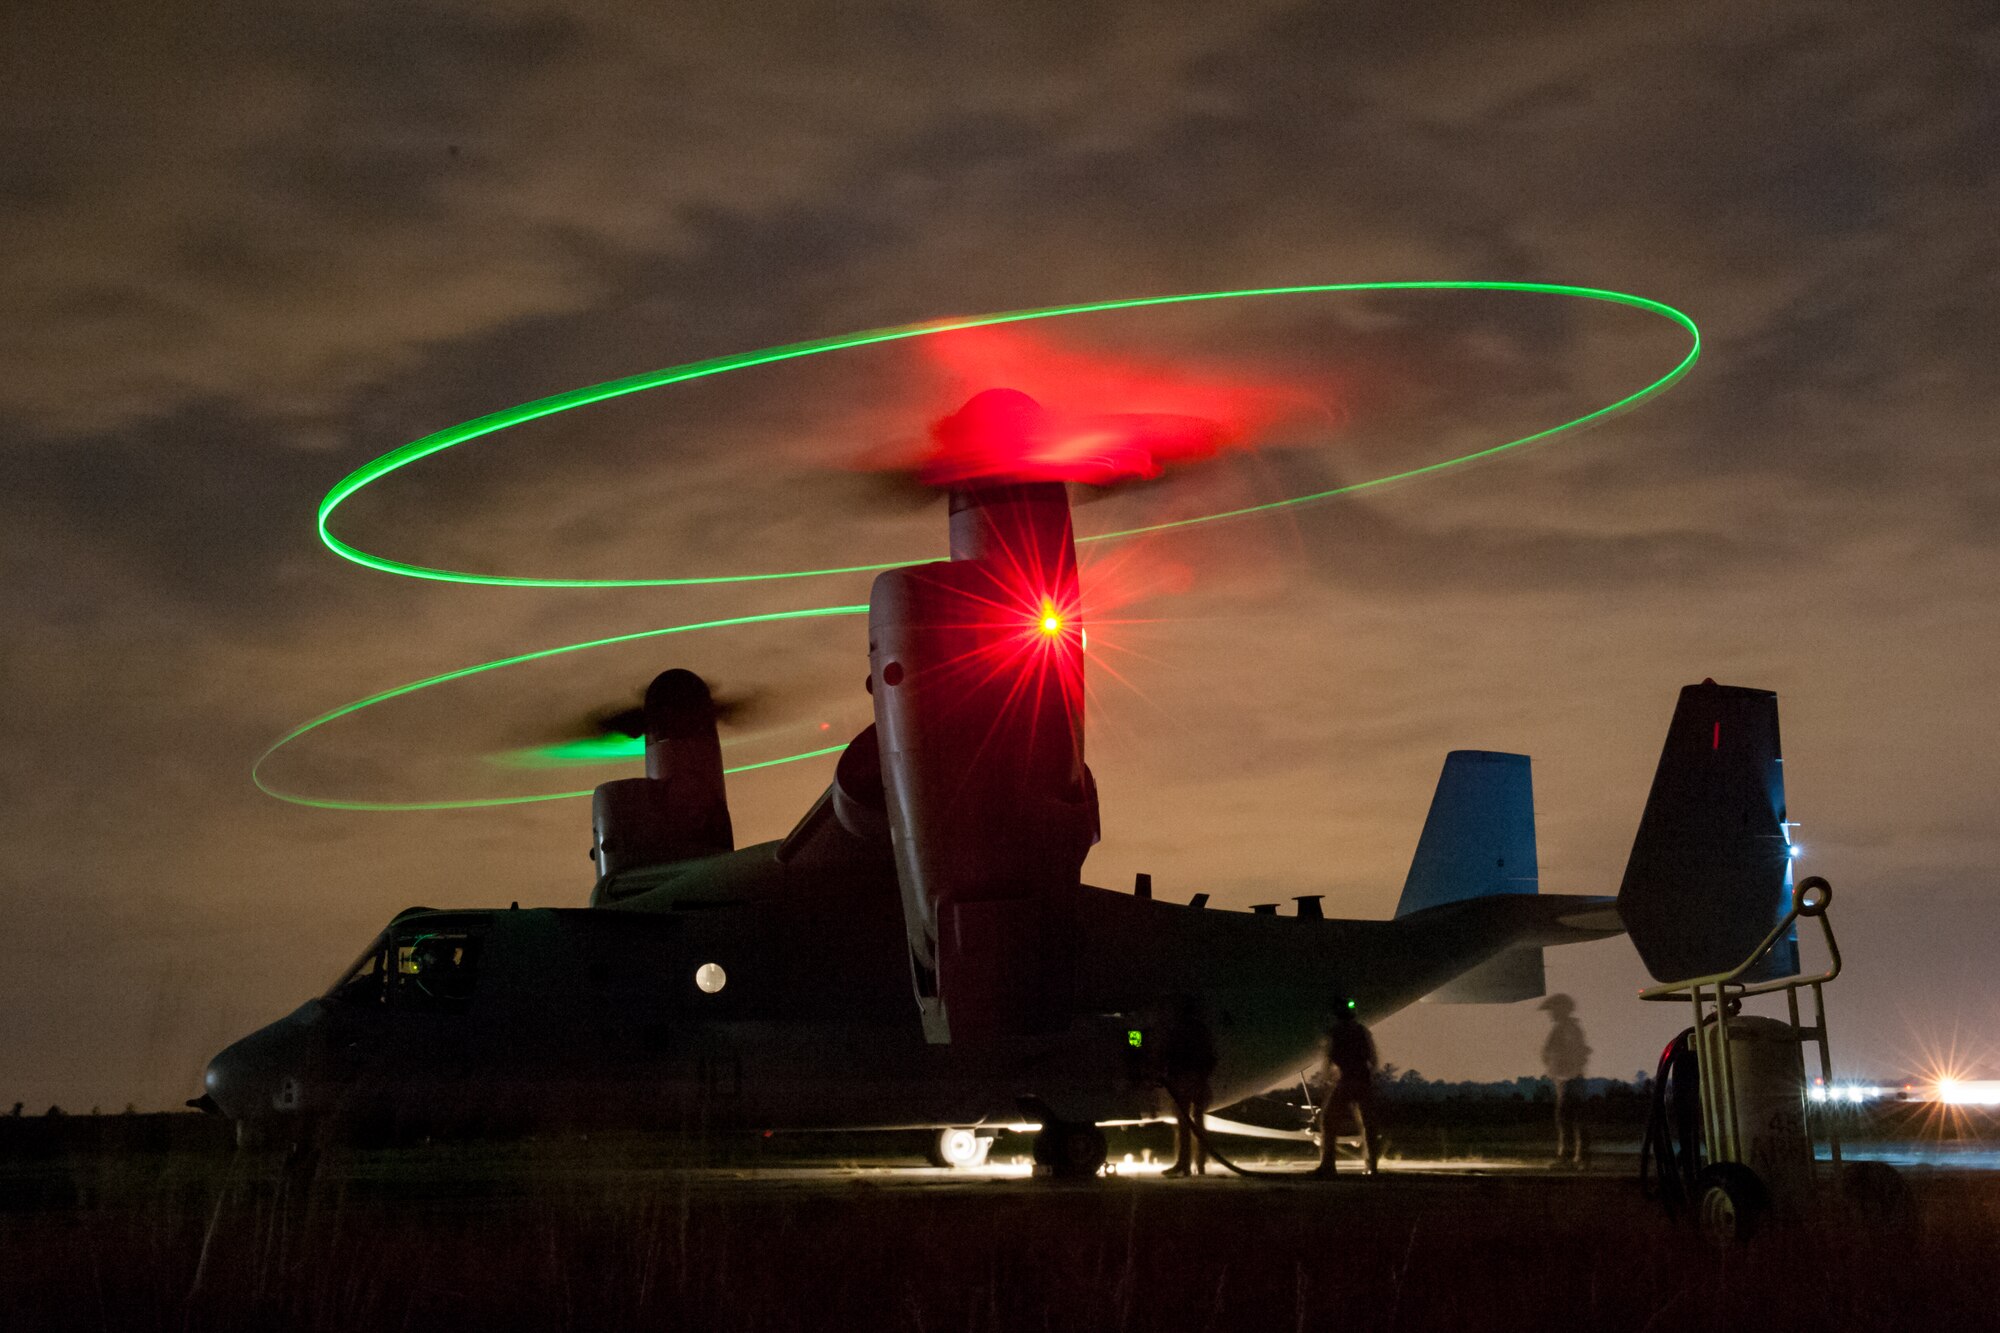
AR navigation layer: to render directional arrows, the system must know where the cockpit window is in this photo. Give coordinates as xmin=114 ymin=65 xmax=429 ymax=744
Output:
xmin=327 ymin=921 xmax=485 ymax=1013
xmin=393 ymin=929 xmax=481 ymax=1009
xmin=329 ymin=939 xmax=388 ymax=1005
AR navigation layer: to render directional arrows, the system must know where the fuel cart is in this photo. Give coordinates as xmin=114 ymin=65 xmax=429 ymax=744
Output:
xmin=1637 ymin=875 xmax=1909 ymax=1243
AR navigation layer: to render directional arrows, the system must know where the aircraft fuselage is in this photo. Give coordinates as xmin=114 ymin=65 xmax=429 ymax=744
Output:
xmin=203 ymin=836 xmax=1617 ymax=1144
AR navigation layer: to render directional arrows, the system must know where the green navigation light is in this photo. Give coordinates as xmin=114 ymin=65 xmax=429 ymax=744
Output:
xmin=486 ymin=734 xmax=646 ymax=768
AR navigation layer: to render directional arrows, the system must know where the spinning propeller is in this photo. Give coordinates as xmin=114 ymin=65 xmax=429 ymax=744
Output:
xmin=260 ymin=283 xmax=1701 ymax=812
xmin=490 ymin=683 xmax=776 ymax=769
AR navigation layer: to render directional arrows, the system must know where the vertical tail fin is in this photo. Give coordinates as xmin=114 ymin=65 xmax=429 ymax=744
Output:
xmin=1396 ymin=751 xmax=1544 ymax=1002
xmin=1395 ymin=751 xmax=1539 ymax=917
xmin=1617 ymin=681 xmax=1797 ymax=983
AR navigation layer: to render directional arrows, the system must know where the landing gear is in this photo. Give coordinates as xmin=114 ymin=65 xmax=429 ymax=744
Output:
xmin=1031 ymin=1120 xmax=1108 ymax=1179
xmin=230 ymin=1115 xmax=325 ymax=1191
xmin=1841 ymin=1160 xmax=1913 ymax=1229
xmin=1697 ymin=1163 xmax=1768 ymax=1245
xmin=235 ymin=1113 xmax=314 ymax=1157
xmin=926 ymin=1127 xmax=993 ymax=1169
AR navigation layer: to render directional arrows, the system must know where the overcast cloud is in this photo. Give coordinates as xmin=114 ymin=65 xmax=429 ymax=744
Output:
xmin=3 ymin=1 xmax=1996 ymax=1109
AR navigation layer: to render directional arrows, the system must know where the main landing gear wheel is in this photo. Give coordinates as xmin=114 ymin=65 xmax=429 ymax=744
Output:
xmin=927 ymin=1128 xmax=993 ymax=1169
xmin=1696 ymin=1163 xmax=1768 ymax=1245
xmin=1032 ymin=1121 xmax=1108 ymax=1179
xmin=1841 ymin=1160 xmax=1913 ymax=1229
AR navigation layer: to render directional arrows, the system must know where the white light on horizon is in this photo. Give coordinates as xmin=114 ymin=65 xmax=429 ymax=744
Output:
xmin=1935 ymin=1078 xmax=2000 ymax=1107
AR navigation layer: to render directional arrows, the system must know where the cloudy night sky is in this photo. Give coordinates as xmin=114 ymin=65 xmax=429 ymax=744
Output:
xmin=3 ymin=3 xmax=1996 ymax=1112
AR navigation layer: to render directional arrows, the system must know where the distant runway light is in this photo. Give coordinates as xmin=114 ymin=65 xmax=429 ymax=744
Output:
xmin=1936 ymin=1078 xmax=2000 ymax=1106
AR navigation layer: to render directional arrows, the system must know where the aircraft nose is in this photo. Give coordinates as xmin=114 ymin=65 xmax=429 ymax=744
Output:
xmin=203 ymin=1015 xmax=308 ymax=1122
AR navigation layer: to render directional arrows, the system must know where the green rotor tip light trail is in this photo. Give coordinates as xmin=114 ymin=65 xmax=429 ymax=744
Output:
xmin=270 ymin=281 xmax=1698 ymax=810
xmin=318 ymin=281 xmax=1699 ymax=588
xmin=253 ymin=606 xmax=865 ymax=811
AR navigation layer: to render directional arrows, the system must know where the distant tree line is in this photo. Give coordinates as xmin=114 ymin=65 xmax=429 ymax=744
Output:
xmin=1371 ymin=1066 xmax=1654 ymax=1104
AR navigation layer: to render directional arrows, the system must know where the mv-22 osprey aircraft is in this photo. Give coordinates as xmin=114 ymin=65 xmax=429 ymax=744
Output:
xmin=203 ymin=390 xmax=1799 ymax=1175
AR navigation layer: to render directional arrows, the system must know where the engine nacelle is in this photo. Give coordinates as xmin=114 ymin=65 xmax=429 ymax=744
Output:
xmin=870 ymin=478 xmax=1097 ymax=1043
xmin=590 ymin=669 xmax=734 ymax=880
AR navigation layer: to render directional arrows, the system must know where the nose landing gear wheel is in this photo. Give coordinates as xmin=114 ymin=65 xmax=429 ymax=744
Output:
xmin=1696 ymin=1163 xmax=1768 ymax=1245
xmin=927 ymin=1127 xmax=993 ymax=1169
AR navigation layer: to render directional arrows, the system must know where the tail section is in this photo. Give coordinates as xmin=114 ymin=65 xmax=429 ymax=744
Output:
xmin=1617 ymin=681 xmax=1797 ymax=983
xmin=1396 ymin=750 xmax=1544 ymax=1003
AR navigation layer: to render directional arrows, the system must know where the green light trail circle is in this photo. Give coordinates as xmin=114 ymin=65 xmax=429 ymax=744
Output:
xmin=319 ymin=281 xmax=1700 ymax=587
xmin=277 ymin=281 xmax=1699 ymax=810
xmin=253 ymin=605 xmax=864 ymax=811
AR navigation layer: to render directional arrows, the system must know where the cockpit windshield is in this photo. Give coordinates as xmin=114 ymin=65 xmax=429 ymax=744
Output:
xmin=328 ymin=938 xmax=387 ymax=1002
xmin=327 ymin=916 xmax=488 ymax=1013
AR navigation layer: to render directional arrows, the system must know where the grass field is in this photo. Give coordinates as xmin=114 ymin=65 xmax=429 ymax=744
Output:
xmin=3 ymin=1111 xmax=1996 ymax=1331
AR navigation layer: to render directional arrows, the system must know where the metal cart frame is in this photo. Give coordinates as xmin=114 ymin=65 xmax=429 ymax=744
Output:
xmin=1638 ymin=874 xmax=1842 ymax=1172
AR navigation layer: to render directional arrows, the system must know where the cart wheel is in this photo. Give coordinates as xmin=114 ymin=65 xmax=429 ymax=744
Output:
xmin=1696 ymin=1163 xmax=1767 ymax=1245
xmin=1841 ymin=1160 xmax=1912 ymax=1228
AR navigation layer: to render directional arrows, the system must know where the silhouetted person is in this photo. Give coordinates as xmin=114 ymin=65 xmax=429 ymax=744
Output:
xmin=1315 ymin=1001 xmax=1378 ymax=1176
xmin=1158 ymin=997 xmax=1217 ymax=1177
xmin=1540 ymin=993 xmax=1591 ymax=1168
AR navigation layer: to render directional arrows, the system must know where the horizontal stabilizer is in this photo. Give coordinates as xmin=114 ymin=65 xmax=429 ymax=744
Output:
xmin=1395 ymin=751 xmax=1538 ymax=919
xmin=1426 ymin=945 xmax=1545 ymax=1004
xmin=1617 ymin=681 xmax=1797 ymax=983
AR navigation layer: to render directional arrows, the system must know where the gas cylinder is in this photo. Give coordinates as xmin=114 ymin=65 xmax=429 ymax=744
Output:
xmin=1698 ymin=1014 xmax=1812 ymax=1207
